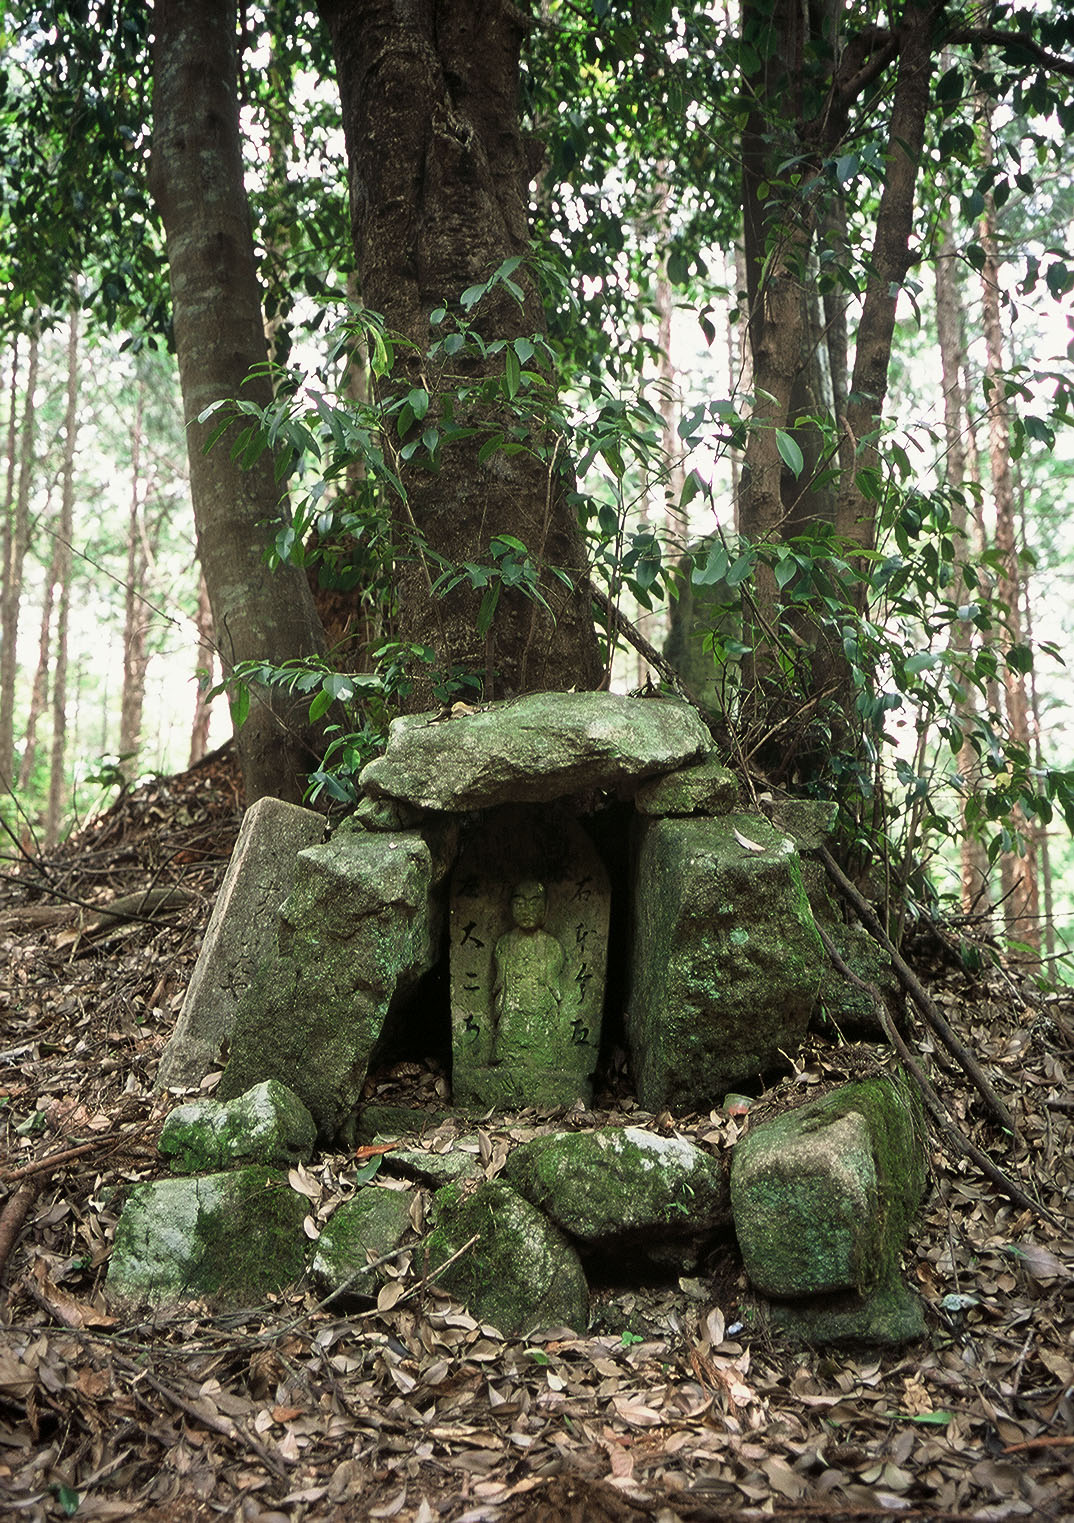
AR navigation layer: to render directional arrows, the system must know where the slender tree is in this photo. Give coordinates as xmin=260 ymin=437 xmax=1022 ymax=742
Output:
xmin=45 ymin=300 xmax=79 ymax=847
xmin=0 ymin=316 xmax=39 ymax=791
xmin=150 ymin=0 xmax=327 ymax=804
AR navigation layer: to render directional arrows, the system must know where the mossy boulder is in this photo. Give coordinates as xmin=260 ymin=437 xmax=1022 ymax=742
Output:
xmin=107 ymin=1166 xmax=307 ymax=1308
xmin=359 ymin=691 xmax=712 ymax=812
xmin=502 ymin=1126 xmax=730 ymax=1269
xmin=311 ymin=1187 xmax=415 ymax=1295
xmin=424 ymin=1179 xmax=589 ymax=1336
xmin=217 ymin=830 xmax=441 ymax=1143
xmin=158 ymin=1080 xmax=315 ymax=1174
xmin=626 ymin=814 xmax=824 ymax=1112
xmin=730 ymin=1074 xmax=927 ymax=1300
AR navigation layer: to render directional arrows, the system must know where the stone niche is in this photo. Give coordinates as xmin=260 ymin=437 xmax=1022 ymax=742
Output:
xmin=174 ymin=692 xmax=837 ymax=1139
xmin=449 ymin=805 xmax=610 ymax=1110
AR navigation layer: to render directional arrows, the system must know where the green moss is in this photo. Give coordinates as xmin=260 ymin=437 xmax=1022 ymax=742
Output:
xmin=424 ymin=1180 xmax=589 ymax=1336
xmin=108 ymin=1167 xmax=308 ymax=1308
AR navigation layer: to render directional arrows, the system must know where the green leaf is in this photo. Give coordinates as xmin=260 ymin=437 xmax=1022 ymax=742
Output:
xmin=905 ymin=651 xmax=940 ymax=675
xmin=229 ymin=683 xmax=250 ymax=729
xmin=406 ymin=387 xmax=430 ymax=421
xmin=460 ymin=283 xmax=486 ymax=310
xmin=504 ymin=345 xmax=521 ymax=398
xmin=55 ymin=1487 xmax=81 ymax=1516
xmin=1007 ymin=643 xmax=1033 ymax=673
xmin=775 ymin=429 xmax=804 ymax=477
xmin=476 ymin=582 xmax=501 ymax=637
xmin=513 ymin=336 xmax=535 ymax=363
xmin=309 ymin=687 xmax=334 ymax=721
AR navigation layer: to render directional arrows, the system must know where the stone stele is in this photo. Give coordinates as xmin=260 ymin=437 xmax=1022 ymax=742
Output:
xmin=216 ymin=830 xmax=440 ymax=1142
xmin=157 ymin=796 xmax=324 ymax=1090
xmin=359 ymin=691 xmax=712 ymax=812
xmin=449 ymin=806 xmax=609 ymax=1109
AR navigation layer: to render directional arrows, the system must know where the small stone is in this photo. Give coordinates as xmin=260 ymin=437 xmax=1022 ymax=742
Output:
xmin=158 ymin=1079 xmax=315 ymax=1174
xmin=311 ymin=1188 xmax=415 ymax=1294
xmin=634 ymin=755 xmax=739 ymax=816
xmin=423 ymin=1179 xmax=589 ymax=1336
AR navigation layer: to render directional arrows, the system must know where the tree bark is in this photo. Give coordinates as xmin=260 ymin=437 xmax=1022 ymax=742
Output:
xmin=45 ymin=302 xmax=79 ymax=848
xmin=978 ymin=109 xmax=1038 ymax=951
xmin=119 ymin=381 xmax=149 ymax=763
xmin=150 ymin=0 xmax=327 ymax=804
xmin=316 ymin=0 xmax=602 ymax=702
xmin=934 ymin=212 xmax=991 ymax=920
xmin=189 ymin=571 xmax=216 ymax=766
xmin=1 ymin=319 xmax=38 ymax=793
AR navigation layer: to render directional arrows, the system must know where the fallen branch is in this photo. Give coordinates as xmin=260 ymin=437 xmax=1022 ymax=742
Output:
xmin=815 ymin=924 xmax=1061 ymax=1230
xmin=0 ymin=1180 xmax=41 ymax=1283
xmin=1 ymin=1122 xmax=154 ymax=1185
xmin=820 ymin=847 xmax=1017 ymax=1137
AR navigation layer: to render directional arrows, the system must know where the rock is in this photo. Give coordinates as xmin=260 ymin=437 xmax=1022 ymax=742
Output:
xmin=216 ymin=831 xmax=441 ymax=1143
xmin=759 ymin=1275 xmax=926 ymax=1347
xmin=764 ymin=798 xmax=839 ymax=852
xmin=359 ymin=692 xmax=711 ymax=812
xmin=625 ymin=814 xmax=824 ymax=1113
xmin=106 ymin=1166 xmax=307 ymax=1308
xmin=800 ymin=861 xmax=898 ymax=1036
xmin=730 ymin=1074 xmax=926 ymax=1299
xmin=356 ymin=1105 xmax=452 ymax=1143
xmin=157 ymin=797 xmax=325 ymax=1090
xmin=347 ymin=795 xmax=422 ymax=832
xmin=311 ymin=1187 xmax=415 ymax=1295
xmin=502 ymin=1126 xmax=730 ymax=1270
xmin=384 ymin=1145 xmax=484 ymax=1186
xmin=158 ymin=1079 xmax=315 ymax=1174
xmin=634 ymin=756 xmax=739 ymax=816
xmin=449 ymin=807 xmax=609 ymax=1110
xmin=423 ymin=1179 xmax=589 ymax=1336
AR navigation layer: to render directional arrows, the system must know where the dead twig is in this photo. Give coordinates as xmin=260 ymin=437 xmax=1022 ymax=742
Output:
xmin=820 ymin=846 xmax=1018 ymax=1137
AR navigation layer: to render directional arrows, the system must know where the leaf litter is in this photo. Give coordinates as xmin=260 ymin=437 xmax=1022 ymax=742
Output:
xmin=0 ymin=746 xmax=1071 ymax=1521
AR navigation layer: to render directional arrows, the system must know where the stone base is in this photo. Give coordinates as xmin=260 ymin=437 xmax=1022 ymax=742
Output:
xmin=452 ymin=1063 xmax=591 ymax=1111
xmin=758 ymin=1275 xmax=926 ymax=1347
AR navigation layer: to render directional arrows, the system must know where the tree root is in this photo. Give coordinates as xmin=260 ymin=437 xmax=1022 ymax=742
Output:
xmin=820 ymin=846 xmax=1018 ymax=1137
xmin=814 ymin=922 xmax=1061 ymax=1229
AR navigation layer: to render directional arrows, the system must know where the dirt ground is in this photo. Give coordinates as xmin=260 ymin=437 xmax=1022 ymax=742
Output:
xmin=1 ymin=748 xmax=1072 ymax=1522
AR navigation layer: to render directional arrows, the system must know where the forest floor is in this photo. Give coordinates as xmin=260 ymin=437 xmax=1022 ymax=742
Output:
xmin=0 ymin=749 xmax=1072 ymax=1523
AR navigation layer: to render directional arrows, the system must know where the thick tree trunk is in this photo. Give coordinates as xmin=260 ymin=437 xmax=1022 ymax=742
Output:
xmin=316 ymin=0 xmax=602 ymax=702
xmin=1 ymin=320 xmax=38 ymax=792
xmin=150 ymin=0 xmax=326 ymax=804
xmin=45 ymin=303 xmax=79 ymax=848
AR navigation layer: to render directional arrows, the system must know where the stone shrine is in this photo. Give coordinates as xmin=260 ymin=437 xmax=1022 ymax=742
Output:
xmin=449 ymin=806 xmax=609 ymax=1108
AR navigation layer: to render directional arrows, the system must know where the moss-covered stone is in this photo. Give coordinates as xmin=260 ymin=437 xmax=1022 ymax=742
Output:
xmin=502 ymin=1126 xmax=730 ymax=1268
xmin=758 ymin=1274 xmax=926 ymax=1347
xmin=158 ymin=1079 xmax=315 ymax=1174
xmin=730 ymin=1074 xmax=926 ymax=1300
xmin=634 ymin=756 xmax=740 ymax=817
xmin=217 ymin=831 xmax=441 ymax=1143
xmin=311 ymin=1187 xmax=415 ymax=1294
xmin=107 ymin=1166 xmax=307 ymax=1308
xmin=359 ymin=691 xmax=712 ymax=812
xmin=356 ymin=1105 xmax=452 ymax=1142
xmin=424 ymin=1179 xmax=589 ymax=1336
xmin=800 ymin=860 xmax=899 ymax=1036
xmin=626 ymin=814 xmax=824 ymax=1112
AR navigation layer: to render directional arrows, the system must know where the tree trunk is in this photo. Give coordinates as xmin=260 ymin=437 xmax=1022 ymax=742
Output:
xmin=150 ymin=0 xmax=327 ymax=805
xmin=17 ymin=524 xmax=56 ymax=798
xmin=119 ymin=381 xmax=149 ymax=763
xmin=978 ymin=111 xmax=1038 ymax=951
xmin=316 ymin=0 xmax=602 ymax=702
xmin=45 ymin=303 xmax=79 ymax=848
xmin=189 ymin=571 xmax=216 ymax=766
xmin=934 ymin=212 xmax=991 ymax=920
xmin=1 ymin=319 xmax=39 ymax=792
